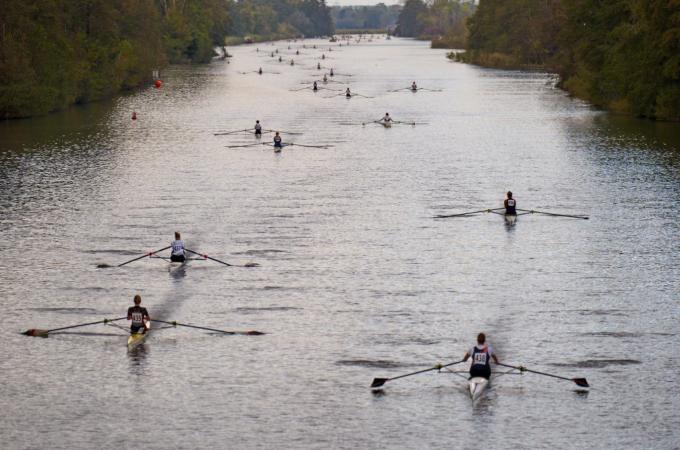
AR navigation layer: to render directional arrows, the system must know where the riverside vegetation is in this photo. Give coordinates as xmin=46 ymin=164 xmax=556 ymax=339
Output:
xmin=0 ymin=0 xmax=333 ymax=118
xmin=456 ymin=0 xmax=680 ymax=121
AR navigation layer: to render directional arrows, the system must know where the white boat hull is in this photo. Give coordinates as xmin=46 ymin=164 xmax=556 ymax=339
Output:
xmin=468 ymin=377 xmax=489 ymax=401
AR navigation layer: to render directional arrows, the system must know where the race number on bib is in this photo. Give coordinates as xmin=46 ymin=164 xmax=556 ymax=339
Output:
xmin=473 ymin=353 xmax=488 ymax=364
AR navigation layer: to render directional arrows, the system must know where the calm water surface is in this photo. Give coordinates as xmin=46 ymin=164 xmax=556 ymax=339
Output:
xmin=1 ymin=38 xmax=679 ymax=449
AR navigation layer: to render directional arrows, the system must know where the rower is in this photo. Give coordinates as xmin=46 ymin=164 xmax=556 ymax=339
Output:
xmin=297 ymin=49 xmax=301 ymax=54
xmin=127 ymin=295 xmax=150 ymax=335
xmin=254 ymin=120 xmax=262 ymax=136
xmin=411 ymin=81 xmax=418 ymax=91
xmin=463 ymin=333 xmax=499 ymax=380
xmin=278 ymin=56 xmax=282 ymax=62
xmin=312 ymin=82 xmax=318 ymax=92
xmin=330 ymin=68 xmax=334 ymax=77
xmin=381 ymin=112 xmax=392 ymax=123
xmin=321 ymin=53 xmax=325 ymax=60
xmin=322 ymin=74 xmax=328 ymax=83
xmin=273 ymin=132 xmax=283 ymax=149
xmin=317 ymin=62 xmax=321 ymax=70
xmin=170 ymin=231 xmax=186 ymax=262
xmin=505 ymin=191 xmax=517 ymax=215
xmin=290 ymin=59 xmax=294 ymax=66
xmin=345 ymin=88 xmax=351 ymax=98
xmin=258 ymin=67 xmax=263 ymax=75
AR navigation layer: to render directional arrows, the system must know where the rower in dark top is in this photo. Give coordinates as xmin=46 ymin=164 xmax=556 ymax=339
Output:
xmin=345 ymin=88 xmax=351 ymax=98
xmin=170 ymin=231 xmax=186 ymax=262
xmin=504 ymin=191 xmax=517 ymax=215
xmin=463 ymin=333 xmax=499 ymax=380
xmin=258 ymin=67 xmax=263 ymax=75
xmin=317 ymin=62 xmax=321 ymax=70
xmin=254 ymin=120 xmax=262 ymax=136
xmin=273 ymin=132 xmax=283 ymax=150
xmin=411 ymin=81 xmax=418 ymax=91
xmin=127 ymin=295 xmax=150 ymax=335
xmin=312 ymin=82 xmax=318 ymax=92
xmin=330 ymin=68 xmax=334 ymax=77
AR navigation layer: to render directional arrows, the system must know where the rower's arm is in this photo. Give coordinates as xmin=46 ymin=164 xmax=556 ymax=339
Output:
xmin=462 ymin=352 xmax=470 ymax=362
xmin=492 ymin=354 xmax=500 ymax=364
xmin=504 ymin=199 xmax=508 ymax=208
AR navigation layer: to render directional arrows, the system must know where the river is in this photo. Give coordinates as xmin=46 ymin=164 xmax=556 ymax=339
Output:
xmin=1 ymin=37 xmax=679 ymax=449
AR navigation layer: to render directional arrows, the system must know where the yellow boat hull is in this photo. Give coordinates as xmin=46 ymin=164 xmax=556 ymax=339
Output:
xmin=127 ymin=321 xmax=150 ymax=350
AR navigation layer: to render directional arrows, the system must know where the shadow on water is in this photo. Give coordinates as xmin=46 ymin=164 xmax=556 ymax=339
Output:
xmin=127 ymin=344 xmax=150 ymax=374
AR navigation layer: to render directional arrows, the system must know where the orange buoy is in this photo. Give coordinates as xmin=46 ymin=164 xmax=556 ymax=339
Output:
xmin=154 ymin=79 xmax=162 ymax=88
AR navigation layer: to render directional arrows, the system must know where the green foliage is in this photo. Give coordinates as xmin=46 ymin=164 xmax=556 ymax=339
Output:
xmin=395 ymin=0 xmax=473 ymax=48
xmin=395 ymin=0 xmax=428 ymax=37
xmin=462 ymin=0 xmax=680 ymax=121
xmin=331 ymin=4 xmax=400 ymax=30
xmin=230 ymin=0 xmax=334 ymax=40
xmin=1 ymin=0 xmax=334 ymax=118
xmin=0 ymin=0 xmax=164 ymax=118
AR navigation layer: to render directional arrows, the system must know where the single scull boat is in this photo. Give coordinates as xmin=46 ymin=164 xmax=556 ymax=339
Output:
xmin=127 ymin=320 xmax=150 ymax=350
xmin=468 ymin=376 xmax=490 ymax=402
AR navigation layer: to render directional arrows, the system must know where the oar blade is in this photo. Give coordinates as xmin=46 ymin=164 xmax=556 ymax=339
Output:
xmin=573 ymin=378 xmax=589 ymax=388
xmin=371 ymin=378 xmax=388 ymax=388
xmin=23 ymin=329 xmax=49 ymax=338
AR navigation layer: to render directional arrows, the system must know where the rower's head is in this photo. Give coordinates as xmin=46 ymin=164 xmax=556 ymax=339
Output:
xmin=477 ymin=333 xmax=486 ymax=345
xmin=256 ymin=120 xmax=260 ymax=124
xmin=385 ymin=112 xmax=390 ymax=116
xmin=175 ymin=231 xmax=181 ymax=240
xmin=275 ymin=132 xmax=280 ymax=136
xmin=134 ymin=295 xmax=142 ymax=305
xmin=507 ymin=191 xmax=513 ymax=199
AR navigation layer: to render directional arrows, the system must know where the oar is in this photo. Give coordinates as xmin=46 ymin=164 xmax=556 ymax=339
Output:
xmin=185 ymin=248 xmax=232 ymax=266
xmin=516 ymin=208 xmax=589 ymax=220
xmin=497 ymin=363 xmax=589 ymax=387
xmin=226 ymin=142 xmax=266 ymax=148
xmin=23 ymin=317 xmax=127 ymax=337
xmin=370 ymin=359 xmax=465 ymax=388
xmin=214 ymin=128 xmax=254 ymax=136
xmin=263 ymin=128 xmax=303 ymax=135
xmin=434 ymin=208 xmax=505 ymax=218
xmin=112 ymin=245 xmax=172 ymax=267
xmin=185 ymin=249 xmax=258 ymax=267
xmin=150 ymin=319 xmax=265 ymax=335
xmin=289 ymin=143 xmax=331 ymax=149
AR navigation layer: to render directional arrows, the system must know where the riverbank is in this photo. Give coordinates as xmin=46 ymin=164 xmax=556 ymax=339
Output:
xmin=449 ymin=51 xmax=679 ymax=122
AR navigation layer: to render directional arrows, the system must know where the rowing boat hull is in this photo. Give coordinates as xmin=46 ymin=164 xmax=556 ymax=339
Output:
xmin=468 ymin=377 xmax=489 ymax=401
xmin=127 ymin=321 xmax=150 ymax=350
xmin=504 ymin=214 xmax=517 ymax=225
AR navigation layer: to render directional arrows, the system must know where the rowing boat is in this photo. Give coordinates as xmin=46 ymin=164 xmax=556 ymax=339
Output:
xmin=127 ymin=320 xmax=150 ymax=350
xmin=468 ymin=376 xmax=490 ymax=401
xmin=504 ymin=213 xmax=517 ymax=225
